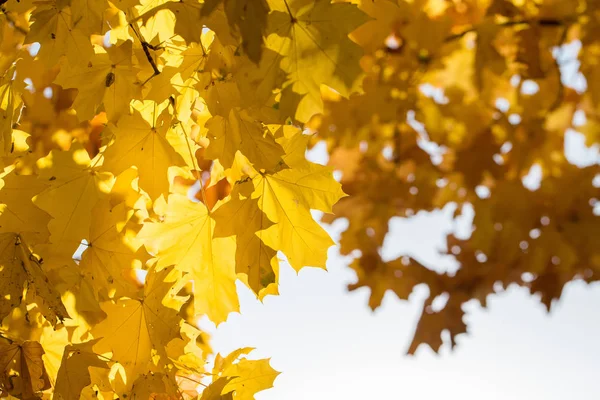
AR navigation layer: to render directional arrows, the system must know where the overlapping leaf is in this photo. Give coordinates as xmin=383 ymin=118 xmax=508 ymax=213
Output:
xmin=138 ymin=193 xmax=239 ymax=324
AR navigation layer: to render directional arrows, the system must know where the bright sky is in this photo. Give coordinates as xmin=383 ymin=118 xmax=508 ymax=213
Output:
xmin=199 ymin=124 xmax=600 ymax=399
xmin=205 ymin=213 xmax=600 ymax=400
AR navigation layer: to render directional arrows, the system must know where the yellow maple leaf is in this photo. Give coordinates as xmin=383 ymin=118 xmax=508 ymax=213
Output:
xmin=25 ymin=1 xmax=94 ymax=67
xmin=208 ymin=348 xmax=280 ymax=400
xmin=78 ymin=200 xmax=147 ymax=300
xmin=251 ymin=160 xmax=346 ymax=271
xmin=0 ymin=168 xmax=50 ymax=240
xmin=129 ymin=372 xmax=179 ymax=399
xmin=221 ymin=357 xmax=279 ymax=400
xmin=39 ymin=324 xmax=69 ymax=386
xmin=70 ymin=0 xmax=110 ymax=36
xmin=138 ymin=193 xmax=239 ymax=324
xmin=265 ymin=0 xmax=368 ymax=122
xmin=140 ymin=0 xmax=234 ymax=46
xmin=92 ymin=267 xmax=182 ymax=382
xmin=54 ymin=41 xmax=140 ymax=122
xmin=0 ymin=64 xmax=24 ymax=159
xmin=200 ymin=376 xmax=233 ymax=400
xmin=233 ymin=48 xmax=285 ymax=121
xmin=212 ymin=182 xmax=279 ymax=299
xmin=205 ymin=108 xmax=285 ymax=170
xmin=52 ymin=262 xmax=107 ymax=326
xmin=0 ymin=233 xmax=29 ymax=321
xmin=33 ymin=142 xmax=114 ymax=258
xmin=202 ymin=0 xmax=269 ymax=63
xmin=165 ymin=322 xmax=210 ymax=373
xmin=0 ymin=232 xmax=69 ymax=325
xmin=101 ymin=104 xmax=194 ymax=200
xmin=0 ymin=339 xmax=51 ymax=399
xmin=54 ymin=339 xmax=109 ymax=400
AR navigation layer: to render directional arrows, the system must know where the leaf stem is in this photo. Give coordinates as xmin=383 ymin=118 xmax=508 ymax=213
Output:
xmin=282 ymin=0 xmax=295 ymax=22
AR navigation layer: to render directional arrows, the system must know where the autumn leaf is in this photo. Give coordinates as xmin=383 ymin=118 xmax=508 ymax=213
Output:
xmin=212 ymin=182 xmax=279 ymax=299
xmin=25 ymin=1 xmax=94 ymax=67
xmin=0 ymin=64 xmax=24 ymax=158
xmin=204 ymin=108 xmax=285 ymax=170
xmin=101 ymin=105 xmax=192 ymax=200
xmin=54 ymin=41 xmax=140 ymax=122
xmin=200 ymin=376 xmax=234 ymax=400
xmin=1 ymin=0 xmax=598 ymax=395
xmin=0 ymin=168 xmax=50 ymax=240
xmin=202 ymin=0 xmax=270 ymax=63
xmin=0 ymin=339 xmax=51 ymax=399
xmin=0 ymin=233 xmax=28 ymax=321
xmin=200 ymin=348 xmax=279 ymax=400
xmin=54 ymin=339 xmax=109 ymax=400
xmin=138 ymin=193 xmax=239 ymax=324
xmin=78 ymin=199 xmax=147 ymax=300
xmin=0 ymin=232 xmax=69 ymax=325
xmin=251 ymin=152 xmax=346 ymax=271
xmin=140 ymin=0 xmax=234 ymax=46
xmin=33 ymin=142 xmax=114 ymax=258
xmin=92 ymin=267 xmax=182 ymax=380
xmin=129 ymin=372 xmax=179 ymax=399
xmin=265 ymin=0 xmax=368 ymax=122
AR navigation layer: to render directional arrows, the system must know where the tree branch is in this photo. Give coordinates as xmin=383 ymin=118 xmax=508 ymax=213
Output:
xmin=444 ymin=16 xmax=575 ymax=43
xmin=129 ymin=23 xmax=160 ymax=82
xmin=1 ymin=6 xmax=29 ymax=35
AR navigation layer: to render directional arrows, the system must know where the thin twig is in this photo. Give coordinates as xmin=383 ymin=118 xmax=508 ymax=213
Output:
xmin=445 ymin=17 xmax=574 ymax=43
xmin=129 ymin=23 xmax=160 ymax=84
xmin=1 ymin=6 xmax=29 ymax=35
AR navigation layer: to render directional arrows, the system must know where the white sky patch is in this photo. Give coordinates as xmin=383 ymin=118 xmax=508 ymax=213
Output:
xmin=522 ymin=164 xmax=542 ymax=191
xmin=23 ymin=78 xmax=35 ymax=93
xmin=495 ymin=98 xmax=510 ymax=113
xmin=430 ymin=292 xmax=449 ymax=312
xmin=333 ymin=170 xmax=342 ymax=182
xmin=475 ymin=185 xmax=491 ymax=199
xmin=306 ymin=141 xmax=329 ymax=165
xmin=196 ymin=314 xmax=217 ymax=333
xmin=420 ymin=83 xmax=449 ymax=104
xmin=510 ymin=74 xmax=521 ymax=87
xmin=508 ymin=114 xmax=521 ymax=125
xmin=407 ymin=110 xmax=447 ymax=165
xmin=500 ymin=141 xmax=513 ymax=154
xmin=103 ymin=31 xmax=112 ymax=48
xmin=134 ymin=269 xmax=148 ymax=286
xmin=42 ymin=86 xmax=53 ymax=99
xmin=211 ymin=215 xmax=600 ymax=400
xmin=72 ymin=239 xmax=89 ymax=261
xmin=382 ymin=145 xmax=394 ymax=161
xmin=520 ymin=80 xmax=540 ymax=95
xmin=572 ymin=110 xmax=586 ymax=127
xmin=564 ymin=129 xmax=600 ymax=167
xmin=554 ymin=40 xmax=587 ymax=93
xmin=187 ymin=179 xmax=202 ymax=203
xmin=29 ymin=42 xmax=41 ymax=56
xmin=385 ymin=33 xmax=401 ymax=50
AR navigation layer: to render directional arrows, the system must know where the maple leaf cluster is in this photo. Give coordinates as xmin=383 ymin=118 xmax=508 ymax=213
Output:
xmin=311 ymin=0 xmax=600 ymax=354
xmin=0 ymin=0 xmax=599 ymax=396
xmin=0 ymin=0 xmax=359 ymax=397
